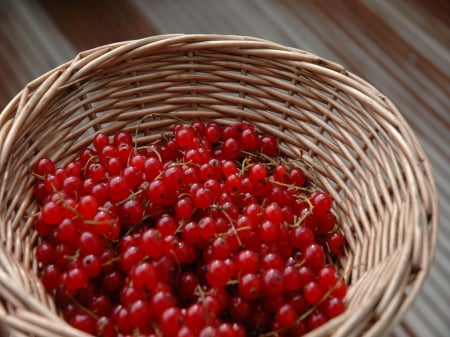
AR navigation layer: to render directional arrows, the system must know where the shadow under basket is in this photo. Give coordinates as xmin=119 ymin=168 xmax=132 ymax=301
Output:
xmin=0 ymin=34 xmax=438 ymax=337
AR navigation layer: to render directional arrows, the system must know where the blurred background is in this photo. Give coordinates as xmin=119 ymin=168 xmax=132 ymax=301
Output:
xmin=0 ymin=0 xmax=448 ymax=336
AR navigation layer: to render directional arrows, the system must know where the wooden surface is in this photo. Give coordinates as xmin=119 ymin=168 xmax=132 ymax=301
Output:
xmin=0 ymin=0 xmax=448 ymax=336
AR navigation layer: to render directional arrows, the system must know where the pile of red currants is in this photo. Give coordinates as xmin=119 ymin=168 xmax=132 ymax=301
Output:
xmin=32 ymin=120 xmax=347 ymax=337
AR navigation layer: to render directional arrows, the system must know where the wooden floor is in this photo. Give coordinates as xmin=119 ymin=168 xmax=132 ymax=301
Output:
xmin=0 ymin=0 xmax=448 ymax=336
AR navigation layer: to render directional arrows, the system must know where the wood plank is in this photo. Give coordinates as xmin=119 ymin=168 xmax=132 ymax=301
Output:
xmin=37 ymin=0 xmax=158 ymax=51
xmin=0 ymin=0 xmax=76 ymax=109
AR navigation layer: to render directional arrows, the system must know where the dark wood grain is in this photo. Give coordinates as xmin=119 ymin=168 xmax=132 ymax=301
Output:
xmin=38 ymin=0 xmax=158 ymax=51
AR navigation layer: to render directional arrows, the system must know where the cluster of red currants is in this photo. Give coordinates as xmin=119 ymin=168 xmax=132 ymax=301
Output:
xmin=32 ymin=120 xmax=347 ymax=337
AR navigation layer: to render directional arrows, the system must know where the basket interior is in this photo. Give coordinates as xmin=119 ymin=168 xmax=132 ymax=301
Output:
xmin=0 ymin=35 xmax=437 ymax=337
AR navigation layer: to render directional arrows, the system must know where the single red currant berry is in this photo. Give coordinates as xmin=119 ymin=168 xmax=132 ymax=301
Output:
xmin=236 ymin=250 xmax=259 ymax=274
xmin=113 ymin=305 xmax=132 ymax=333
xmin=34 ymin=157 xmax=56 ymax=177
xmin=159 ymin=307 xmax=184 ymax=337
xmin=209 ymin=237 xmax=231 ymax=260
xmin=260 ymin=253 xmax=284 ymax=270
xmin=120 ymin=245 xmax=144 ymax=273
xmin=65 ymin=267 xmax=88 ymax=292
xmin=144 ymin=156 xmax=163 ymax=181
xmin=54 ymin=243 xmax=76 ymax=268
xmin=289 ymin=167 xmax=306 ymax=187
xmin=78 ymin=231 xmax=105 ymax=256
xmin=41 ymin=264 xmax=60 ymax=292
xmin=238 ymin=273 xmax=262 ymax=300
xmin=181 ymin=221 xmax=202 ymax=245
xmin=326 ymin=232 xmax=346 ymax=256
xmin=119 ymin=198 xmax=144 ymax=226
xmin=131 ymin=262 xmax=157 ymax=292
xmin=41 ymin=201 xmax=63 ymax=225
xmin=194 ymin=187 xmax=215 ymax=209
xmin=178 ymin=326 xmax=196 ymax=337
xmin=82 ymin=254 xmax=102 ymax=277
xmin=89 ymin=295 xmax=113 ymax=316
xmin=141 ymin=228 xmax=163 ymax=259
xmin=264 ymin=203 xmax=283 ymax=226
xmin=64 ymin=161 xmax=82 ymax=177
xmin=240 ymin=128 xmax=260 ymax=151
xmin=129 ymin=299 xmax=152 ymax=328
xmin=131 ymin=153 xmax=148 ymax=171
xmin=175 ymin=126 xmax=197 ymax=148
xmin=108 ymin=175 xmax=130 ymax=202
xmin=93 ymin=133 xmax=110 ymax=152
xmin=225 ymin=174 xmax=242 ymax=195
xmin=79 ymin=148 xmax=96 ymax=166
xmin=331 ymin=279 xmax=348 ymax=300
xmin=123 ymin=165 xmax=143 ymax=188
xmin=36 ymin=241 xmax=55 ymax=264
xmin=303 ymin=281 xmax=325 ymax=305
xmin=105 ymin=156 xmax=122 ymax=176
xmin=178 ymin=272 xmax=199 ymax=302
xmin=275 ymin=303 xmax=296 ymax=328
xmin=147 ymin=179 xmax=168 ymax=205
xmin=200 ymin=326 xmax=219 ymax=337
xmin=262 ymin=268 xmax=285 ymax=297
xmin=222 ymin=138 xmax=241 ymax=159
xmin=205 ymin=122 xmax=222 ymax=144
xmin=259 ymin=135 xmax=278 ymax=156
xmin=298 ymin=266 xmax=315 ymax=288
xmin=310 ymin=190 xmax=333 ymax=215
xmin=259 ymin=220 xmax=279 ymax=242
xmin=184 ymin=303 xmax=206 ymax=334
xmin=204 ymin=178 xmax=221 ymax=198
xmin=318 ymin=265 xmax=338 ymax=289
xmin=103 ymin=271 xmax=124 ymax=294
xmin=87 ymin=163 xmax=105 ymax=184
xmin=96 ymin=316 xmax=115 ymax=337
xmin=151 ymin=290 xmax=177 ymax=319
xmin=182 ymin=166 xmax=200 ymax=185
xmin=175 ymin=197 xmax=195 ymax=221
xmin=206 ymin=259 xmax=231 ymax=288
xmin=70 ymin=312 xmax=96 ymax=334
xmin=229 ymin=295 xmax=252 ymax=322
xmin=290 ymin=226 xmax=315 ymax=250
xmin=323 ymin=296 xmax=345 ymax=318
xmin=91 ymin=182 xmax=109 ymax=205
xmin=163 ymin=165 xmax=184 ymax=190
xmin=198 ymin=216 xmax=216 ymax=240
xmin=113 ymin=130 xmax=133 ymax=147
xmin=43 ymin=174 xmax=62 ymax=193
xmin=307 ymin=309 xmax=328 ymax=331
xmin=316 ymin=211 xmax=336 ymax=234
xmin=78 ymin=194 xmax=98 ymax=219
xmin=304 ymin=243 xmax=326 ymax=270
xmin=283 ymin=265 xmax=301 ymax=291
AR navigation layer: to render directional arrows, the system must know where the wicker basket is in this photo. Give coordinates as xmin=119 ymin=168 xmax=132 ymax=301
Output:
xmin=0 ymin=34 xmax=438 ymax=337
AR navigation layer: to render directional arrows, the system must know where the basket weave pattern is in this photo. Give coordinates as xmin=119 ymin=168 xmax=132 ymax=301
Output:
xmin=0 ymin=34 xmax=438 ymax=337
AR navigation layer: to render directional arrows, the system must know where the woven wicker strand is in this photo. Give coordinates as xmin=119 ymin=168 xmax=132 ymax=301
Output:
xmin=0 ymin=34 xmax=438 ymax=337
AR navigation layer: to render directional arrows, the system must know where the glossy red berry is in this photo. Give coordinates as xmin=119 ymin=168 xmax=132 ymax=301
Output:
xmin=238 ymin=273 xmax=262 ymax=300
xmin=310 ymin=191 xmax=333 ymax=215
xmin=34 ymin=157 xmax=56 ymax=177
xmin=262 ymin=269 xmax=285 ymax=297
xmin=131 ymin=262 xmax=157 ymax=292
xmin=206 ymin=259 xmax=231 ymax=288
xmin=70 ymin=313 xmax=96 ymax=334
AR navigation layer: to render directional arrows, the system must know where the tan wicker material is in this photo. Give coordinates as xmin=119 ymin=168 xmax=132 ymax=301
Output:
xmin=0 ymin=34 xmax=438 ymax=337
